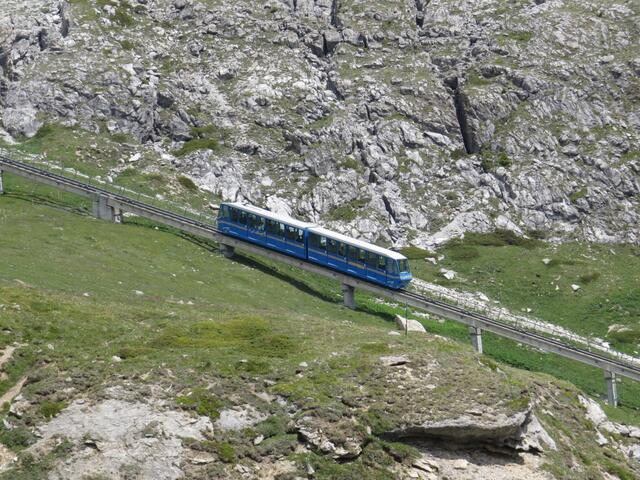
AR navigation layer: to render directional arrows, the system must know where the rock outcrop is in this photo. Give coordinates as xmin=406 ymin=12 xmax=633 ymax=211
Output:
xmin=1 ymin=0 xmax=639 ymax=246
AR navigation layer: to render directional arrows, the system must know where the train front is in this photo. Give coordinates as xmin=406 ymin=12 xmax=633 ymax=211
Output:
xmin=398 ymin=258 xmax=412 ymax=289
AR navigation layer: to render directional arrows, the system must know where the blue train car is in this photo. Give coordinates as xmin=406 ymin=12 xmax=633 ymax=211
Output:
xmin=217 ymin=202 xmax=412 ymax=289
xmin=306 ymin=226 xmax=412 ymax=289
xmin=217 ymin=203 xmax=315 ymax=260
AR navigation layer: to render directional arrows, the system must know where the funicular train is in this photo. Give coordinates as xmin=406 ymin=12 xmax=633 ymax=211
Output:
xmin=217 ymin=202 xmax=412 ymax=289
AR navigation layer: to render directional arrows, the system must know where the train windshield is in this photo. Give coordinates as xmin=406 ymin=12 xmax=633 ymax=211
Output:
xmin=399 ymin=259 xmax=410 ymax=273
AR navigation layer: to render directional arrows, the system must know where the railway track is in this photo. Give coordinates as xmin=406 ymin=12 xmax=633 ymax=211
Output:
xmin=1 ymin=153 xmax=639 ymax=403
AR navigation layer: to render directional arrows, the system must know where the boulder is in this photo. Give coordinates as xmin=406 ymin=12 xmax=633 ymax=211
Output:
xmin=395 ymin=315 xmax=426 ymax=333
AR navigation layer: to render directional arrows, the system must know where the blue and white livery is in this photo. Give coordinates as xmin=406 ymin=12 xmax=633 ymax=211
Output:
xmin=217 ymin=202 xmax=412 ymax=289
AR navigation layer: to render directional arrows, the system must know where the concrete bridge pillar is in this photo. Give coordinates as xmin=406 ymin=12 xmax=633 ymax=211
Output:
xmin=0 ymin=169 xmax=4 ymax=195
xmin=342 ymin=283 xmax=356 ymax=309
xmin=219 ymin=244 xmax=235 ymax=258
xmin=92 ymin=195 xmax=115 ymax=222
xmin=604 ymin=370 xmax=618 ymax=407
xmin=114 ymin=208 xmax=123 ymax=224
xmin=469 ymin=326 xmax=483 ymax=354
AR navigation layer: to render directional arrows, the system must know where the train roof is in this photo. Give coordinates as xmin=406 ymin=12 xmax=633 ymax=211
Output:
xmin=222 ymin=202 xmax=317 ymax=230
xmin=308 ymin=226 xmax=406 ymax=260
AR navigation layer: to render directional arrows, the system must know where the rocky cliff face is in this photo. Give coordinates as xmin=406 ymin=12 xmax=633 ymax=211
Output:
xmin=1 ymin=0 xmax=638 ymax=246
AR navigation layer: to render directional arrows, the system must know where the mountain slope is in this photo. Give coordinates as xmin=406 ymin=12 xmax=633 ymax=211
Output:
xmin=1 ymin=0 xmax=638 ymax=247
xmin=0 ymin=174 xmax=639 ymax=478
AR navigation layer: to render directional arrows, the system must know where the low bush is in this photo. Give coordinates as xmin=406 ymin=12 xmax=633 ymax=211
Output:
xmin=177 ymin=175 xmax=198 ymax=191
xmin=176 ymin=388 xmax=223 ymax=420
xmin=400 ymin=247 xmax=431 ymax=260
xmin=447 ymin=245 xmax=480 ymax=261
xmin=579 ymin=272 xmax=600 ymax=284
xmin=174 ymin=138 xmax=220 ymax=157
xmin=458 ymin=230 xmax=542 ymax=249
xmin=40 ymin=401 xmax=67 ymax=419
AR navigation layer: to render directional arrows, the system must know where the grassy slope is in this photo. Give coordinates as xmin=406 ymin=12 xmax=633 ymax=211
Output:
xmin=0 ymin=176 xmax=526 ymax=478
xmin=0 ymin=174 xmax=639 ymax=478
xmin=406 ymin=237 xmax=640 ymax=352
xmin=403 ymin=237 xmax=640 ymax=423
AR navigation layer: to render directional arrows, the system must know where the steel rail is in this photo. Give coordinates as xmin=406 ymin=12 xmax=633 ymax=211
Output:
xmin=2 ymin=154 xmax=640 ymax=383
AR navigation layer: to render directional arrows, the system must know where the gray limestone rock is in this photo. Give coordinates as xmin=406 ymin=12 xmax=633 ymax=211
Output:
xmin=0 ymin=0 xmax=638 ymax=247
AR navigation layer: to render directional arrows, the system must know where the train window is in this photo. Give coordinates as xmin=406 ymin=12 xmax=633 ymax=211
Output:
xmin=338 ymin=242 xmax=346 ymax=257
xmin=366 ymin=252 xmax=378 ymax=269
xmin=320 ymin=236 xmax=327 ymax=250
xmin=296 ymin=229 xmax=304 ymax=243
xmin=239 ymin=210 xmax=247 ymax=225
xmin=399 ymin=259 xmax=410 ymax=273
xmin=266 ymin=219 xmax=276 ymax=235
xmin=279 ymin=223 xmax=285 ymax=236
xmin=327 ymin=239 xmax=337 ymax=255
xmin=230 ymin=207 xmax=239 ymax=222
xmin=358 ymin=249 xmax=366 ymax=264
xmin=285 ymin=225 xmax=298 ymax=241
xmin=219 ymin=205 xmax=229 ymax=219
xmin=387 ymin=260 xmax=399 ymax=275
xmin=248 ymin=214 xmax=257 ymax=229
xmin=378 ymin=256 xmax=386 ymax=271
xmin=309 ymin=233 xmax=320 ymax=249
xmin=251 ymin=216 xmax=265 ymax=232
xmin=347 ymin=245 xmax=358 ymax=262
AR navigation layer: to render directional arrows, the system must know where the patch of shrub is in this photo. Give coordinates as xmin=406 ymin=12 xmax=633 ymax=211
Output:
xmin=215 ymin=441 xmax=236 ymax=463
xmin=117 ymin=346 xmax=153 ymax=359
xmin=359 ymin=342 xmax=390 ymax=354
xmin=119 ymin=39 xmax=134 ymax=50
xmin=297 ymin=451 xmax=395 ymax=480
xmin=113 ymin=4 xmax=134 ymax=27
xmin=545 ymin=258 xmax=577 ymax=267
xmin=256 ymin=415 xmax=289 ymax=439
xmin=450 ymin=148 xmax=466 ymax=160
xmin=0 ymin=426 xmax=35 ymax=449
xmin=40 ymin=401 xmax=67 ymax=419
xmin=607 ymin=327 xmax=640 ymax=345
xmin=247 ymin=334 xmax=297 ymax=358
xmin=480 ymin=156 xmax=494 ymax=173
xmin=526 ymin=229 xmax=548 ymax=240
xmin=569 ymin=188 xmax=587 ymax=203
xmin=32 ymin=124 xmax=56 ymax=140
xmin=400 ymin=246 xmax=431 ymax=260
xmin=466 ymin=71 xmax=491 ymax=88
xmin=256 ymin=434 xmax=298 ymax=457
xmin=480 ymin=149 xmax=512 ymax=171
xmin=380 ymin=441 xmax=419 ymax=464
xmin=507 ymin=30 xmax=533 ymax=42
xmin=178 ymin=175 xmax=198 ymax=191
xmin=455 ymin=230 xmax=542 ymax=250
xmin=479 ymin=357 xmax=499 ymax=371
xmin=174 ymin=138 xmax=220 ymax=157
xmin=497 ymin=151 xmax=512 ymax=167
xmin=236 ymin=359 xmax=271 ymax=374
xmin=360 ymin=409 xmax=394 ymax=436
xmin=361 ymin=442 xmax=395 ymax=468
xmin=153 ymin=317 xmax=298 ymax=358
xmin=579 ymin=271 xmax=600 ymax=284
xmin=340 ymin=157 xmax=362 ymax=171
xmin=446 ymin=244 xmax=480 ymax=261
xmin=603 ymin=459 xmax=636 ymax=480
xmin=190 ymin=125 xmax=218 ymax=138
xmin=327 ymin=198 xmax=369 ymax=222
xmin=176 ymin=388 xmax=223 ymax=420
xmin=621 ymin=150 xmax=640 ymax=162
xmin=110 ymin=132 xmax=130 ymax=144
xmin=506 ymin=395 xmax=530 ymax=411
